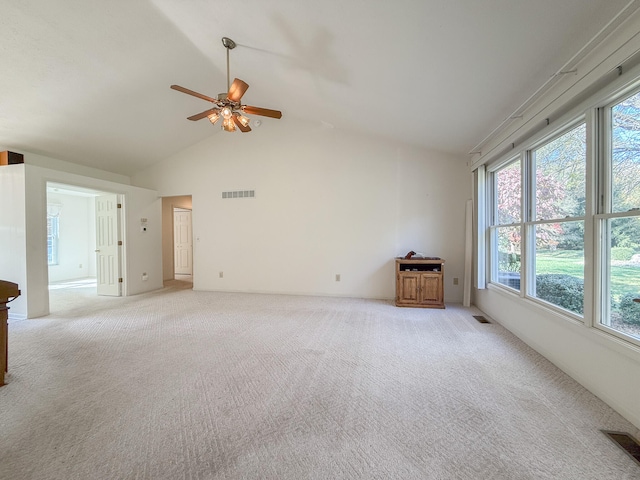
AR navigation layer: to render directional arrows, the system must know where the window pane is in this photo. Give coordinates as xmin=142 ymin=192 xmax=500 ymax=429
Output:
xmin=47 ymin=215 xmax=59 ymax=266
xmin=533 ymin=124 xmax=586 ymax=221
xmin=602 ymin=217 xmax=640 ymax=340
xmin=611 ymin=91 xmax=640 ymax=214
xmin=495 ymin=226 xmax=521 ymax=289
xmin=495 ymin=160 xmax=521 ymax=225
xmin=531 ymin=222 xmax=584 ymax=315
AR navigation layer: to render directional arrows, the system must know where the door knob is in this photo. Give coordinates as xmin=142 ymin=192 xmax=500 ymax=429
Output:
xmin=94 ymin=249 xmax=101 ymax=253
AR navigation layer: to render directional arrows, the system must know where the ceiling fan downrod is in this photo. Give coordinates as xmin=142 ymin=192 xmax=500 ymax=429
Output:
xmin=221 ymin=37 xmax=236 ymax=93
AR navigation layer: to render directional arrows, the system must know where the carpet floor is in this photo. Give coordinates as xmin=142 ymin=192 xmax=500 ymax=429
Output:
xmin=1 ymin=282 xmax=639 ymax=479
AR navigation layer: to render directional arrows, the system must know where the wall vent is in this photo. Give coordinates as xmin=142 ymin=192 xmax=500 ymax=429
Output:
xmin=222 ymin=190 xmax=255 ymax=199
xmin=473 ymin=315 xmax=490 ymax=324
xmin=601 ymin=431 xmax=640 ymax=467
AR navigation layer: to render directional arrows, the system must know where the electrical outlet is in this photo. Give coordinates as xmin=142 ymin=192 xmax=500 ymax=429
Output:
xmin=219 ymin=271 xmax=224 ymax=278
xmin=336 ymin=274 xmax=341 ymax=282
xmin=142 ymin=273 xmax=148 ymax=281
xmin=453 ymin=277 xmax=459 ymax=285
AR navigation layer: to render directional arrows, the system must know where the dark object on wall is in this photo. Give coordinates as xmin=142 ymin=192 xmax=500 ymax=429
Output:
xmin=404 ymin=251 xmax=416 ymax=259
xmin=0 ymin=151 xmax=24 ymax=166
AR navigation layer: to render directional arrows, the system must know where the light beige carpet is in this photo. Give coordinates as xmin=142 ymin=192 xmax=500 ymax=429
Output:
xmin=1 ymin=283 xmax=639 ymax=479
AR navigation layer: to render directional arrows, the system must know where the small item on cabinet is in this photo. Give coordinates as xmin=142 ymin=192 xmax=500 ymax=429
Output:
xmin=404 ymin=250 xmax=416 ymax=259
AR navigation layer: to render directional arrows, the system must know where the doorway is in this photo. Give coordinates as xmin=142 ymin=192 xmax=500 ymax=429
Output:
xmin=161 ymin=195 xmax=193 ymax=287
xmin=46 ymin=183 xmax=123 ymax=311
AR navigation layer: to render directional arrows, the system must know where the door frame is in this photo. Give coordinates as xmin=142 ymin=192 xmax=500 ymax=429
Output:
xmin=45 ymin=182 xmax=126 ymax=302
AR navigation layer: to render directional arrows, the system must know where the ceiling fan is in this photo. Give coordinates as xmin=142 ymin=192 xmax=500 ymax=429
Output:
xmin=171 ymin=37 xmax=282 ymax=133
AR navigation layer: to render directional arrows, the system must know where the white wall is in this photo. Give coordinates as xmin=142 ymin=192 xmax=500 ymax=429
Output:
xmin=0 ymin=164 xmax=27 ymax=319
xmin=47 ymin=192 xmax=96 ymax=282
xmin=133 ymin=120 xmax=470 ymax=301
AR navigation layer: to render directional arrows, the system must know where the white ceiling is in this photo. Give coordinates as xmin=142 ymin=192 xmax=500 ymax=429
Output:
xmin=0 ymin=0 xmax=636 ymax=176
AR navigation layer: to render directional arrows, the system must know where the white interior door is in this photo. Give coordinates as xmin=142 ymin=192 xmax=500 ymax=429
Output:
xmin=174 ymin=209 xmax=192 ymax=275
xmin=95 ymin=194 xmax=121 ymax=296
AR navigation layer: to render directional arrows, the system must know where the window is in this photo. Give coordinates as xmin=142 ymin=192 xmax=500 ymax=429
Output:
xmin=598 ymin=89 xmax=640 ymax=341
xmin=488 ymin=123 xmax=587 ymax=315
xmin=484 ymin=78 xmax=640 ymax=346
xmin=529 ymin=124 xmax=586 ymax=315
xmin=490 ymin=159 xmax=522 ymax=290
xmin=47 ymin=213 xmax=59 ymax=266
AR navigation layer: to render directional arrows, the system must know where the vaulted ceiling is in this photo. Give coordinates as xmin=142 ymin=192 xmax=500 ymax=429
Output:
xmin=0 ymin=1 xmax=636 ymax=176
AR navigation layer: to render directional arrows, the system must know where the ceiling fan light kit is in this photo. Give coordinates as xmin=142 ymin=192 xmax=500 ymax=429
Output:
xmin=171 ymin=37 xmax=282 ymax=133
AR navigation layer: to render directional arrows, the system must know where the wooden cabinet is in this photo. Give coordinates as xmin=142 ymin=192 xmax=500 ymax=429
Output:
xmin=395 ymin=258 xmax=444 ymax=308
xmin=0 ymin=280 xmax=20 ymax=386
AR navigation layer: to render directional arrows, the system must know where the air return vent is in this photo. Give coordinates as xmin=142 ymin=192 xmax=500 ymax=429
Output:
xmin=601 ymin=431 xmax=640 ymax=467
xmin=473 ymin=315 xmax=490 ymax=324
xmin=222 ymin=190 xmax=255 ymax=199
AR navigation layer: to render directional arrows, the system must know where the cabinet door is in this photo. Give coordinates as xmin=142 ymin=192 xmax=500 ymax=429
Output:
xmin=398 ymin=273 xmax=420 ymax=304
xmin=420 ymin=273 xmax=443 ymax=305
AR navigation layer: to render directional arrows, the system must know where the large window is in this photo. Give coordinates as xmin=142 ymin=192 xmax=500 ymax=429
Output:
xmin=486 ymin=81 xmax=640 ymax=346
xmin=599 ymin=90 xmax=640 ymax=341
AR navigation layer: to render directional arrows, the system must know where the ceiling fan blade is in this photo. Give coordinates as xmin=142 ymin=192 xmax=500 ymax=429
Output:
xmin=187 ymin=108 xmax=220 ymax=121
xmin=227 ymin=78 xmax=249 ymax=103
xmin=232 ymin=114 xmax=252 ymax=133
xmin=170 ymin=85 xmax=217 ymax=103
xmin=242 ymin=105 xmax=283 ymax=119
